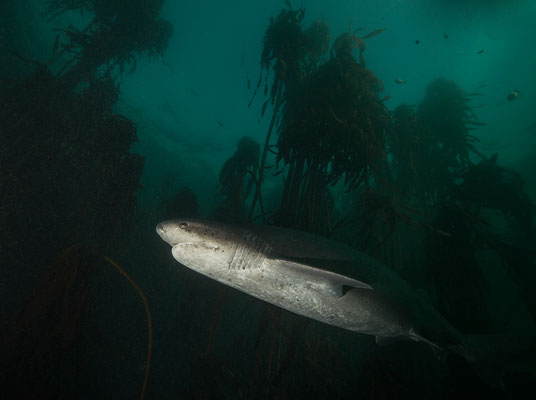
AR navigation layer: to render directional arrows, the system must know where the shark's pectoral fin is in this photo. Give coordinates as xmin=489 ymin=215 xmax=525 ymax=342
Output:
xmin=272 ymin=258 xmax=372 ymax=298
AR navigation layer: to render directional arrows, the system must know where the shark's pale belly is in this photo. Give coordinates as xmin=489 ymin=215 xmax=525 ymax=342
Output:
xmin=209 ymin=257 xmax=411 ymax=338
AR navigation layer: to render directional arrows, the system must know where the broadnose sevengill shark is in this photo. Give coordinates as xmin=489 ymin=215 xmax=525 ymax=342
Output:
xmin=156 ymin=218 xmax=535 ymax=388
xmin=156 ymin=219 xmax=462 ymax=347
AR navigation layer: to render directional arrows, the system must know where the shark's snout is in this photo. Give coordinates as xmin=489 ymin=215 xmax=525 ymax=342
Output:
xmin=156 ymin=222 xmax=166 ymax=238
xmin=156 ymin=220 xmax=195 ymax=246
xmin=156 ymin=221 xmax=177 ymax=245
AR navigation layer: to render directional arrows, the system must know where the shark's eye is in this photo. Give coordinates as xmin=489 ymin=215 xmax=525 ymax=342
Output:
xmin=179 ymin=222 xmax=189 ymax=230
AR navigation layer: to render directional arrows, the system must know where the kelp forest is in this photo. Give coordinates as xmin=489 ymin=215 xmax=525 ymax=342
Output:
xmin=1 ymin=1 xmax=535 ymax=399
xmin=232 ymin=5 xmax=535 ymax=398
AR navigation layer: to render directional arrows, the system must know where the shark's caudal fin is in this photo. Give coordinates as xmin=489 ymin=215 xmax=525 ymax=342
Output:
xmin=451 ymin=334 xmax=536 ymax=390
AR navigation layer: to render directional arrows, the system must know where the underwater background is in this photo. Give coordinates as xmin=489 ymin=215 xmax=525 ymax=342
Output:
xmin=1 ymin=0 xmax=536 ymax=398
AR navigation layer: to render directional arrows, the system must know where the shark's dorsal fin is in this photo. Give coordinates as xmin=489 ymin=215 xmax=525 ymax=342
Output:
xmin=271 ymin=257 xmax=372 ymax=298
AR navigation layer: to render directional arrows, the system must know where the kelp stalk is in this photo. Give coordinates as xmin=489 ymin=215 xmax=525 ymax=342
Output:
xmin=248 ymin=82 xmax=283 ymax=222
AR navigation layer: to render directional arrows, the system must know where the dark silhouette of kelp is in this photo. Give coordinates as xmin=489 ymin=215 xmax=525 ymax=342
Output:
xmin=45 ymin=0 xmax=172 ymax=91
xmin=247 ymin=3 xmax=388 ymax=234
xmin=387 ymin=80 xmax=535 ymax=335
xmin=215 ymin=136 xmax=260 ymax=222
xmin=1 ymin=1 xmax=171 ymax=397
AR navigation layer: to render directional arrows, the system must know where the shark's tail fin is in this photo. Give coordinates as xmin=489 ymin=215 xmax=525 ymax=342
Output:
xmin=450 ymin=333 xmax=536 ymax=390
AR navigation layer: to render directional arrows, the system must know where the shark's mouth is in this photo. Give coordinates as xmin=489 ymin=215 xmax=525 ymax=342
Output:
xmin=172 ymin=241 xmax=222 ymax=251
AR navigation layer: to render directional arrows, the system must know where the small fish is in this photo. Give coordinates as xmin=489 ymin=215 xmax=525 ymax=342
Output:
xmin=394 ymin=78 xmax=406 ymax=84
xmin=217 ymin=120 xmax=224 ymax=128
xmin=477 ymin=49 xmax=487 ymax=54
xmin=443 ymin=33 xmax=448 ymax=39
xmin=496 ymin=90 xmax=520 ymax=106
xmin=507 ymin=89 xmax=519 ymax=101
xmin=381 ymin=95 xmax=392 ymax=102
xmin=415 ymin=39 xmax=420 ymax=44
